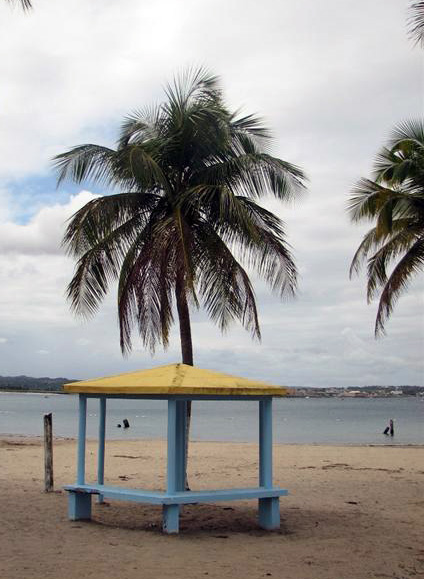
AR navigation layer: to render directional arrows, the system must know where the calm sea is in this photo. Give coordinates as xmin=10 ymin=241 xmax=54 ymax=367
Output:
xmin=0 ymin=392 xmax=423 ymax=445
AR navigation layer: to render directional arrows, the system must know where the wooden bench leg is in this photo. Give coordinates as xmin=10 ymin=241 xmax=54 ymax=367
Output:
xmin=162 ymin=504 xmax=179 ymax=534
xmin=68 ymin=492 xmax=92 ymax=521
xmin=258 ymin=497 xmax=280 ymax=530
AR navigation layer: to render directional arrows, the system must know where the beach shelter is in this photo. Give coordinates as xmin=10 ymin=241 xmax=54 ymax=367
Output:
xmin=63 ymin=363 xmax=289 ymax=533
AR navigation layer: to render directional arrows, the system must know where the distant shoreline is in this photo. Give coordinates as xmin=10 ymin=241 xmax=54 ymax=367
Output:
xmin=1 ymin=433 xmax=424 ymax=448
xmin=0 ymin=388 xmax=423 ymax=399
xmin=0 ymin=389 xmax=67 ymax=395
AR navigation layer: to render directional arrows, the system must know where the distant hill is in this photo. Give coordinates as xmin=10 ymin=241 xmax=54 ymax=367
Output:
xmin=0 ymin=375 xmax=75 ymax=392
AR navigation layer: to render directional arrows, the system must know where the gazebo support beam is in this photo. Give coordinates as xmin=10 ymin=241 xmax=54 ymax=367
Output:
xmin=77 ymin=394 xmax=87 ymax=485
xmin=164 ymin=399 xmax=187 ymax=533
xmin=258 ymin=398 xmax=280 ymax=529
xmin=69 ymin=394 xmax=92 ymax=520
xmin=97 ymin=397 xmax=106 ymax=503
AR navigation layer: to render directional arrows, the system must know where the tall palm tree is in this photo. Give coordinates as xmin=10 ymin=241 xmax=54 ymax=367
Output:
xmin=349 ymin=119 xmax=424 ymax=336
xmin=408 ymin=1 xmax=424 ymax=46
xmin=54 ymin=68 xmax=306 ymax=482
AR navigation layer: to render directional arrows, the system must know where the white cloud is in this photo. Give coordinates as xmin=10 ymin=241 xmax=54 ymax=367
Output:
xmin=0 ymin=190 xmax=96 ymax=254
xmin=0 ymin=191 xmax=97 ymax=329
xmin=0 ymin=0 xmax=420 ymax=180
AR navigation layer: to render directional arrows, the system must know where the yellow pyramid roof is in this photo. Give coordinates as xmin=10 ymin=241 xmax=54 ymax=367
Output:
xmin=63 ymin=363 xmax=288 ymax=396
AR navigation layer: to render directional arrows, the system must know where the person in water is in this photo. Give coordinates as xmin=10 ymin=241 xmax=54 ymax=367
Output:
xmin=383 ymin=419 xmax=394 ymax=436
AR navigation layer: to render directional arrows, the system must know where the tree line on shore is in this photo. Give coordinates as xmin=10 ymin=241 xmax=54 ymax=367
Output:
xmin=0 ymin=375 xmax=74 ymax=392
xmin=0 ymin=376 xmax=422 ymax=396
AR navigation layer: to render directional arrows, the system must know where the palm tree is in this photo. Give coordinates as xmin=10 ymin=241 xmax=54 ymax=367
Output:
xmin=349 ymin=119 xmax=424 ymax=336
xmin=53 ymin=68 xmax=306 ymax=483
xmin=408 ymin=1 xmax=424 ymax=46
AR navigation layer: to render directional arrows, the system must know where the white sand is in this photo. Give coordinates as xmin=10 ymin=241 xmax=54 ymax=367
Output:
xmin=1 ymin=437 xmax=423 ymax=579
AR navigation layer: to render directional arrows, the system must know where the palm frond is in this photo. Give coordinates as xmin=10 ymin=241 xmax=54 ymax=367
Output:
xmin=194 ymin=152 xmax=306 ymax=202
xmin=6 ymin=0 xmax=32 ymax=11
xmin=124 ymin=145 xmax=172 ymax=194
xmin=64 ymin=196 xmax=165 ymax=318
xmin=203 ymin=194 xmax=297 ymax=297
xmin=119 ymin=104 xmax=163 ymax=147
xmin=374 ymin=120 xmax=424 ymax=186
xmin=388 ymin=119 xmax=424 ymax=147
xmin=365 ymin=227 xmax=422 ymax=302
xmin=235 ymin=201 xmax=298 ymax=297
xmin=348 ymin=179 xmax=402 ymax=223
xmin=255 ymin=154 xmax=306 ymax=200
xmin=63 ymin=192 xmax=160 ymax=257
xmin=373 ymin=147 xmax=415 ymax=184
xmin=117 ymin=224 xmax=177 ymax=354
xmin=349 ymin=228 xmax=380 ymax=278
xmin=408 ymin=2 xmax=424 ymax=47
xmin=53 ymin=145 xmax=117 ymax=187
xmin=375 ymin=236 xmax=424 ymax=335
xmin=229 ymin=112 xmax=273 ymax=153
xmin=66 ymin=233 xmax=124 ymax=318
xmin=164 ymin=66 xmax=220 ymax=111
xmin=193 ymin=222 xmax=260 ymax=338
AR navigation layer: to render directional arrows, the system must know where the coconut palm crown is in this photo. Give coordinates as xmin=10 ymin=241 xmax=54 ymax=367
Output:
xmin=349 ymin=119 xmax=424 ymax=336
xmin=53 ymin=68 xmax=306 ymax=363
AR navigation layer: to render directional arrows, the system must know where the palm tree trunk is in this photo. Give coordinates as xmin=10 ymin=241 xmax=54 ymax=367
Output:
xmin=175 ymin=274 xmax=193 ymax=366
xmin=175 ymin=273 xmax=193 ymax=490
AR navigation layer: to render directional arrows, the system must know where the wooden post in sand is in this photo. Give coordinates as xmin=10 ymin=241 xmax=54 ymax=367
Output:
xmin=44 ymin=413 xmax=54 ymax=492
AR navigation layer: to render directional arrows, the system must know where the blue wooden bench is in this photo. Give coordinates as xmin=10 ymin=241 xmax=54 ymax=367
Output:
xmin=64 ymin=483 xmax=288 ymax=533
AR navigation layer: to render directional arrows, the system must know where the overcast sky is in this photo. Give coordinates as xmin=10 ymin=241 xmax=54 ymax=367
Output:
xmin=0 ymin=0 xmax=422 ymax=387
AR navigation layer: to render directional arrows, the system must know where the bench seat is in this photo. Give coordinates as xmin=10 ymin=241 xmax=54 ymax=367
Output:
xmin=64 ymin=483 xmax=287 ymax=532
xmin=64 ymin=483 xmax=288 ymax=505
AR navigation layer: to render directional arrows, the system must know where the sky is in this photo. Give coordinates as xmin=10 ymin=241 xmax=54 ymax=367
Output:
xmin=0 ymin=0 xmax=422 ymax=387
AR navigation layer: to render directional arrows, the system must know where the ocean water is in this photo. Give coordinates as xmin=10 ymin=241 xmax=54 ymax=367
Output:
xmin=1 ymin=392 xmax=423 ymax=444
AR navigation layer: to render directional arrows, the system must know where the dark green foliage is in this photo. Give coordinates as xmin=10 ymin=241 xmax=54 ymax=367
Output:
xmin=54 ymin=68 xmax=306 ymax=356
xmin=349 ymin=119 xmax=424 ymax=336
xmin=0 ymin=375 xmax=73 ymax=391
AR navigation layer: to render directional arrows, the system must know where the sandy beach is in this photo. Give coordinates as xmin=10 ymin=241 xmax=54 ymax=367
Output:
xmin=1 ymin=437 xmax=423 ymax=579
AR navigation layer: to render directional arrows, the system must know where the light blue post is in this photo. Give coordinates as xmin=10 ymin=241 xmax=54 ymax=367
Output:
xmin=97 ymin=397 xmax=106 ymax=503
xmin=68 ymin=491 xmax=92 ymax=521
xmin=176 ymin=400 xmax=187 ymax=491
xmin=163 ymin=399 xmax=186 ymax=533
xmin=259 ymin=398 xmax=273 ymax=488
xmin=258 ymin=398 xmax=280 ymax=530
xmin=167 ymin=399 xmax=177 ymax=494
xmin=77 ymin=394 xmax=87 ymax=485
xmin=69 ymin=394 xmax=92 ymax=520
